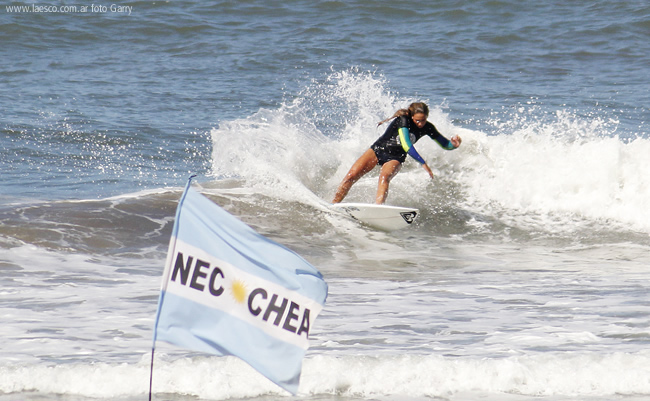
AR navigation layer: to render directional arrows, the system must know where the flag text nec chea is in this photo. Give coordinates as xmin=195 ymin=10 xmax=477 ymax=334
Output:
xmin=152 ymin=180 xmax=328 ymax=395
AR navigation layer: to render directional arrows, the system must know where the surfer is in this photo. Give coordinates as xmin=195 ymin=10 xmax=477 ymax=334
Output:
xmin=332 ymin=102 xmax=461 ymax=204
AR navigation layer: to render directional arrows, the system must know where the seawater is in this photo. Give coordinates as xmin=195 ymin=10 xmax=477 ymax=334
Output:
xmin=1 ymin=1 xmax=649 ymax=400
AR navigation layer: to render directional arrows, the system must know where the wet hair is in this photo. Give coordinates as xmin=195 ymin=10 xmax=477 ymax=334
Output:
xmin=377 ymin=102 xmax=429 ymax=126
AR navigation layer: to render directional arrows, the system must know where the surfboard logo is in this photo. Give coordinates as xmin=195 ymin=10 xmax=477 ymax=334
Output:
xmin=400 ymin=211 xmax=417 ymax=224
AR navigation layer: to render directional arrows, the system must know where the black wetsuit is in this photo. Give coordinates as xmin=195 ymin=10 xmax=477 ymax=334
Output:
xmin=370 ymin=116 xmax=455 ymax=165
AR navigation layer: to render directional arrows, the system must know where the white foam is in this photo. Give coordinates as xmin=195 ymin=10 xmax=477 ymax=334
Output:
xmin=454 ymin=118 xmax=650 ymax=233
xmin=2 ymin=352 xmax=650 ymax=400
xmin=209 ymin=70 xmax=650 ymax=234
xmin=2 ymin=244 xmax=650 ymax=400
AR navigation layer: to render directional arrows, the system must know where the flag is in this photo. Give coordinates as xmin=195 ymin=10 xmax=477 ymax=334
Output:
xmin=152 ymin=178 xmax=328 ymax=394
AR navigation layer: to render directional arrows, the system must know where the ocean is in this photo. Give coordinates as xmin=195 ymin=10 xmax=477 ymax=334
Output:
xmin=1 ymin=1 xmax=649 ymax=400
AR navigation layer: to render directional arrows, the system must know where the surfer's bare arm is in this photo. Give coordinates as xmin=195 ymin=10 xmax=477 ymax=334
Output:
xmin=423 ymin=163 xmax=434 ymax=179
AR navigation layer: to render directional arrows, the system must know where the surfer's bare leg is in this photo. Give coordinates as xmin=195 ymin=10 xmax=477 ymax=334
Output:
xmin=332 ymin=149 xmax=378 ymax=203
xmin=375 ymin=160 xmax=401 ymax=205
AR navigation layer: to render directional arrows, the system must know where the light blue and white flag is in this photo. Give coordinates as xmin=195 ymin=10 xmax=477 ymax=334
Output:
xmin=152 ymin=178 xmax=328 ymax=394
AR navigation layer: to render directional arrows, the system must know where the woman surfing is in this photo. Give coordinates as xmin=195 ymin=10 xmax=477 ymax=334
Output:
xmin=332 ymin=102 xmax=462 ymax=204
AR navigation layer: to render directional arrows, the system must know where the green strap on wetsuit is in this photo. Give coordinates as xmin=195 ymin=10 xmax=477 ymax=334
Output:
xmin=398 ymin=127 xmax=427 ymax=164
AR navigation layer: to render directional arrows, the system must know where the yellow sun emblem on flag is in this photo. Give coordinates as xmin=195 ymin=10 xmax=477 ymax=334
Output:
xmin=231 ymin=280 xmax=247 ymax=304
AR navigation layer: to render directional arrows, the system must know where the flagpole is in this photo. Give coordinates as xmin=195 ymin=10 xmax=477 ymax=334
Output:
xmin=148 ymin=347 xmax=155 ymax=401
xmin=149 ymin=175 xmax=197 ymax=401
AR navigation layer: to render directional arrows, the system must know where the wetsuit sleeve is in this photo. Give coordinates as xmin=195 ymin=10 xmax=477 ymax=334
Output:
xmin=426 ymin=124 xmax=455 ymax=150
xmin=398 ymin=127 xmax=428 ymax=164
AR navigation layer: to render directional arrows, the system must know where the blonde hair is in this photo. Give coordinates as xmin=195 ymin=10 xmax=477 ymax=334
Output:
xmin=377 ymin=102 xmax=429 ymax=126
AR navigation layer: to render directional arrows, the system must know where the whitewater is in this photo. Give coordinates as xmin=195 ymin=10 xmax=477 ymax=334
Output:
xmin=2 ymin=1 xmax=649 ymax=400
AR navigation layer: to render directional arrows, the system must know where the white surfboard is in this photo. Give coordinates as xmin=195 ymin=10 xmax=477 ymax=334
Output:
xmin=330 ymin=202 xmax=419 ymax=231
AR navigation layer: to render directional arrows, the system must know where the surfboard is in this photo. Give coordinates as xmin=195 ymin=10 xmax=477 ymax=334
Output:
xmin=330 ymin=202 xmax=419 ymax=231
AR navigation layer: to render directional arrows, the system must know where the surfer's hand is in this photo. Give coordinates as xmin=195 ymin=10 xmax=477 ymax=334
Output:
xmin=451 ymin=135 xmax=462 ymax=148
